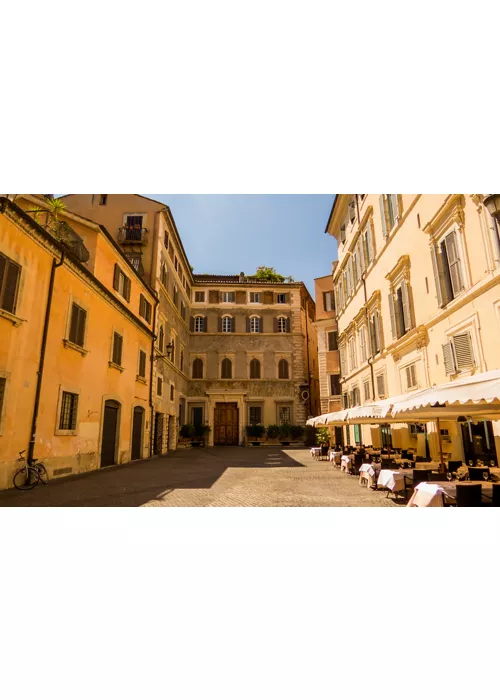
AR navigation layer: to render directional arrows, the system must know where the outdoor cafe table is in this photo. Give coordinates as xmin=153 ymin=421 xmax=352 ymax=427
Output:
xmin=329 ymin=450 xmax=342 ymax=465
xmin=359 ymin=463 xmax=378 ymax=488
xmin=377 ymin=469 xmax=407 ymax=494
xmin=408 ymin=481 xmax=495 ymax=507
xmin=310 ymin=447 xmax=321 ymax=459
xmin=341 ymin=455 xmax=353 ymax=472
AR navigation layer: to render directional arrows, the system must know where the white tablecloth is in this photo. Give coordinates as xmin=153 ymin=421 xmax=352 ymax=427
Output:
xmin=407 ymin=482 xmax=446 ymax=507
xmin=359 ymin=463 xmax=377 ymax=488
xmin=310 ymin=447 xmax=321 ymax=458
xmin=330 ymin=451 xmax=342 ymax=464
xmin=341 ymin=455 xmax=352 ymax=472
xmin=377 ymin=469 xmax=406 ymax=493
xmin=359 ymin=463 xmax=376 ymax=477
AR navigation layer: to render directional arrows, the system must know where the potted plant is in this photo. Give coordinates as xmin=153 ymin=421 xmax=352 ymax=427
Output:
xmin=304 ymin=424 xmax=317 ymax=447
xmin=290 ymin=425 xmax=305 ymax=443
xmin=179 ymin=424 xmax=195 ymax=446
xmin=192 ymin=423 xmax=211 ymax=447
xmin=266 ymin=424 xmax=280 ymax=443
xmin=278 ymin=423 xmax=292 ymax=446
xmin=246 ymin=424 xmax=266 ymax=446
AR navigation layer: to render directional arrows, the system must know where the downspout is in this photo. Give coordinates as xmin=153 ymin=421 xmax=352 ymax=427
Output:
xmin=27 ymin=251 xmax=65 ymax=465
xmin=356 ymin=195 xmax=376 ymax=402
xmin=304 ymin=298 xmax=312 ymax=416
xmin=149 ymin=299 xmax=159 ymax=457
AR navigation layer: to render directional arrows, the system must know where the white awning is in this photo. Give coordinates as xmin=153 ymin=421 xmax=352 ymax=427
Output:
xmin=391 ymin=369 xmax=500 ymax=420
xmin=306 ymin=410 xmax=349 ymax=426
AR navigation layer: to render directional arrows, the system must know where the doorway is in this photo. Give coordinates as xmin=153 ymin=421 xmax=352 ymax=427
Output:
xmin=214 ymin=403 xmax=239 ymax=445
xmin=131 ymin=406 xmax=145 ymax=460
xmin=101 ymin=400 xmax=120 ymax=467
xmin=154 ymin=412 xmax=164 ymax=455
xmin=167 ymin=415 xmax=175 ymax=451
xmin=461 ymin=420 xmax=497 ymax=466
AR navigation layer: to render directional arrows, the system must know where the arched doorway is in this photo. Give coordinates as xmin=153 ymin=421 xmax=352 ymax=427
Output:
xmin=131 ymin=406 xmax=145 ymax=460
xmin=101 ymin=400 xmax=120 ymax=467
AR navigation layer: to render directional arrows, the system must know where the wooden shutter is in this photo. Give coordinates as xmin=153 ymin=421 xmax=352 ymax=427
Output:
xmin=0 ymin=377 xmax=5 ymax=416
xmin=203 ymin=316 xmax=208 ymax=332
xmin=430 ymin=245 xmax=444 ymax=307
xmin=444 ymin=231 xmax=463 ymax=297
xmin=376 ymin=374 xmax=385 ymax=398
xmin=273 ymin=317 xmax=278 ymax=333
xmin=453 ymin=332 xmax=474 ymax=370
xmin=366 ymin=221 xmax=374 ymax=261
xmin=218 ymin=316 xmax=222 ymax=332
xmin=442 ymin=341 xmax=455 ymax=375
xmin=124 ymin=276 xmax=131 ymax=302
xmin=139 ymin=350 xmax=146 ymax=378
xmin=0 ymin=257 xmax=21 ymax=314
xmin=235 ymin=290 xmax=246 ymax=304
xmin=374 ymin=313 xmax=381 ymax=353
xmin=379 ymin=196 xmax=388 ymax=238
xmin=263 ymin=291 xmax=274 ymax=304
xmin=190 ymin=316 xmax=195 ymax=331
xmin=209 ymin=290 xmax=219 ymax=304
xmin=246 ymin=316 xmax=250 ymax=333
xmin=388 ymin=293 xmax=396 ymax=339
xmin=259 ymin=316 xmax=264 ymax=333
xmin=113 ymin=333 xmax=123 ymax=365
xmin=390 ymin=194 xmax=399 ymax=222
xmin=358 ymin=238 xmax=366 ymax=273
xmin=113 ymin=264 xmax=120 ymax=290
xmin=286 ymin=316 xmax=291 ymax=333
xmin=401 ymin=280 xmax=412 ymax=331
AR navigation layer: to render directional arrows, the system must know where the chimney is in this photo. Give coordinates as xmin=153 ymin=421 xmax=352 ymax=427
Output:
xmin=239 ymin=271 xmax=245 ymax=282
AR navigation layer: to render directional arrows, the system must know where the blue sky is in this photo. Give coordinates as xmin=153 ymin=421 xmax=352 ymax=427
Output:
xmin=145 ymin=195 xmax=337 ymax=297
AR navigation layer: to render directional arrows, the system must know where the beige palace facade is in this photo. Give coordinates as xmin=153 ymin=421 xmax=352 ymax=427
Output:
xmin=313 ymin=268 xmax=341 ymax=416
xmin=327 ymin=194 xmax=500 ymax=463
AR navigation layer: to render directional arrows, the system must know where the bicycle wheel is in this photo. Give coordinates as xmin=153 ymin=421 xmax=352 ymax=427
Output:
xmin=37 ymin=464 xmax=49 ymax=485
xmin=13 ymin=466 xmax=39 ymax=490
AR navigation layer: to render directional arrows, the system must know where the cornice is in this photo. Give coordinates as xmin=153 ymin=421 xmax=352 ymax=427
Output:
xmin=385 ymin=254 xmax=411 ymax=285
xmin=385 ymin=325 xmax=429 ymax=359
xmin=423 ymin=194 xmax=465 ymax=241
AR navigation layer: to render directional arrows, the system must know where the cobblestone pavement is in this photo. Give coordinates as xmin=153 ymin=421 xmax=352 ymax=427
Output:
xmin=0 ymin=448 xmax=402 ymax=507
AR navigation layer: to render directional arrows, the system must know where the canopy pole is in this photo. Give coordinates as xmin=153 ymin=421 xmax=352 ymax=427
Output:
xmin=437 ymin=418 xmax=445 ymax=474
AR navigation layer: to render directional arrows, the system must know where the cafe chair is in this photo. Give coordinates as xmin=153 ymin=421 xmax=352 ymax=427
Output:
xmin=428 ymin=472 xmax=446 ymax=482
xmin=456 ymin=484 xmax=482 ymax=507
xmin=492 ymin=484 xmax=500 ymax=507
xmin=381 ymin=458 xmax=393 ymax=470
xmin=448 ymin=460 xmax=462 ymax=473
xmin=320 ymin=444 xmax=329 ymax=460
xmin=468 ymin=466 xmax=490 ymax=481
xmin=413 ymin=470 xmax=431 ymax=487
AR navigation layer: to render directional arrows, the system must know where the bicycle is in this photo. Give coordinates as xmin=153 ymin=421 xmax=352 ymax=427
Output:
xmin=13 ymin=450 xmax=49 ymax=490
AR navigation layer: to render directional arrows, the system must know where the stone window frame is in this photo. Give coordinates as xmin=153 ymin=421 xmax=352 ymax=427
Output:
xmin=276 ymin=402 xmax=293 ymax=425
xmin=219 ymin=353 xmax=236 ymax=380
xmin=277 ymin=315 xmax=288 ymax=333
xmin=194 ymin=315 xmax=205 ymax=333
xmin=247 ymin=352 xmax=264 ymax=380
xmin=193 ymin=290 xmax=206 ymax=303
xmin=247 ymin=402 xmax=264 ymax=426
xmin=63 ymin=294 xmax=90 ymax=356
xmin=276 ymin=353 xmax=292 ymax=380
xmin=221 ymin=314 xmax=234 ymax=333
xmin=385 ymin=255 xmax=415 ymax=342
xmin=442 ymin=311 xmax=484 ymax=377
xmin=249 ymin=315 xmax=261 ymax=333
xmin=191 ymin=354 xmax=205 ymax=379
xmin=54 ymin=383 xmax=81 ymax=436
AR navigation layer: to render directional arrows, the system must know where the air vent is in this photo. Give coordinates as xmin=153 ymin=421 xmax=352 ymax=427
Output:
xmin=53 ymin=467 xmax=73 ymax=477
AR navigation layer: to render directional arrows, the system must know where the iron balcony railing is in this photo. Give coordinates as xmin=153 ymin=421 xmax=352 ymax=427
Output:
xmin=118 ymin=226 xmax=149 ymax=244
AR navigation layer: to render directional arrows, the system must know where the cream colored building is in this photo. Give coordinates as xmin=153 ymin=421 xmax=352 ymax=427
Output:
xmin=313 ymin=267 xmax=341 ymax=417
xmin=327 ymin=194 xmax=500 ymax=463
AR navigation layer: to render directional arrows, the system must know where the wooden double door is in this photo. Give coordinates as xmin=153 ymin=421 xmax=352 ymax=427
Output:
xmin=214 ymin=403 xmax=239 ymax=445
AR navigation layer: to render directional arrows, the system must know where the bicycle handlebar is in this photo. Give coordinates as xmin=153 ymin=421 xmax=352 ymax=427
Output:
xmin=19 ymin=450 xmax=26 ymax=457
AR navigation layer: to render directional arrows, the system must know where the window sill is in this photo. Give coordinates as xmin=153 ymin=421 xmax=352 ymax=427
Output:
xmin=109 ymin=361 xmax=124 ymax=372
xmin=0 ymin=308 xmax=26 ymax=327
xmin=136 ymin=375 xmax=147 ymax=385
xmin=63 ymin=339 xmax=88 ymax=356
xmin=55 ymin=429 xmax=78 ymax=437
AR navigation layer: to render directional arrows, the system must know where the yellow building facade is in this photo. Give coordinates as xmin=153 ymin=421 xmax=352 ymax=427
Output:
xmin=327 ymin=194 xmax=500 ymax=463
xmin=0 ymin=196 xmax=156 ymax=491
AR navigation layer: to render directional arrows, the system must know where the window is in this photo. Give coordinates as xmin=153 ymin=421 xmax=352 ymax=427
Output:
xmin=348 ymin=336 xmax=357 ymax=371
xmin=349 ymin=200 xmax=356 ymax=224
xmin=431 ymin=231 xmax=464 ymax=308
xmin=125 ymin=253 xmax=143 ymax=273
xmin=126 ymin=215 xmax=144 ymax=238
xmin=330 ymin=375 xmax=340 ymax=396
xmin=339 ymin=344 xmax=347 ymax=378
xmin=363 ymin=379 xmax=371 ymax=401
xmin=379 ymin=195 xmax=400 ymax=237
xmin=250 ymin=316 xmax=260 ymax=333
xmin=180 ymin=302 xmax=186 ymax=321
xmin=491 ymin=216 xmax=500 ymax=261
xmin=323 ymin=291 xmax=334 ymax=312
xmin=327 ymin=331 xmax=338 ymax=351
xmin=112 ymin=332 xmax=123 ymax=366
xmin=249 ymin=406 xmax=262 ymax=426
xmin=350 ymin=387 xmax=360 ymax=407
xmin=342 ymin=392 xmax=349 ymax=409
xmin=369 ymin=310 xmax=381 ymax=355
xmin=164 ymin=232 xmax=169 ymax=249
xmin=192 ymin=407 xmax=203 ymax=427
xmin=192 ymin=358 xmax=203 ymax=379
xmin=250 ymin=358 xmax=261 ymax=379
xmin=340 ymin=224 xmax=346 ymax=243
xmin=180 ymin=348 xmax=184 ymax=372
xmin=388 ymin=280 xmax=413 ymax=340
xmin=222 ymin=291 xmax=235 ymax=303
xmin=359 ymin=326 xmax=367 ymax=363
xmin=195 ymin=291 xmax=205 ymax=302
xmin=138 ymin=350 xmax=147 ymax=379
xmin=69 ymin=303 xmax=87 ymax=347
xmin=160 ymin=262 xmax=167 ymax=287
xmin=59 ymin=391 xmax=78 ymax=430
xmin=278 ymin=406 xmax=292 ymax=425
xmin=174 ymin=257 xmax=178 ymax=272
xmin=277 ymin=293 xmax=287 ymax=304
xmin=113 ymin=264 xmax=131 ymax=301
xmin=139 ymin=295 xmax=152 ymax=323
xmin=221 ymin=358 xmax=232 ymax=379
xmin=376 ymin=374 xmax=386 ymax=399
xmin=354 ymin=424 xmax=361 ymax=445
xmin=0 ymin=377 xmax=5 ymax=418
xmin=222 ymin=316 xmax=233 ymax=333
xmin=277 ymin=316 xmax=288 ymax=333
xmin=170 ymin=384 xmax=174 ymax=401
xmin=278 ymin=359 xmax=289 ymax=379
xmin=157 ymin=377 xmax=163 ymax=396
xmin=249 ymin=292 xmax=261 ymax=303
xmin=194 ymin=316 xmax=205 ymax=332
xmin=173 ymin=286 xmax=178 ymax=306
xmin=99 ymin=195 xmax=107 ymax=205
xmin=406 ymin=363 xmax=417 ymax=389
xmin=0 ymin=253 xmax=21 ymax=314
xmin=442 ymin=332 xmax=475 ymax=375
xmin=158 ymin=325 xmax=164 ymax=353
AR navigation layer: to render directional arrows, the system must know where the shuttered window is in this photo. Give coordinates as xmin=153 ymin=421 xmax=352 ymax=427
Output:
xmin=59 ymin=391 xmax=79 ymax=430
xmin=0 ymin=377 xmax=6 ymax=417
xmin=327 ymin=331 xmax=338 ymax=351
xmin=157 ymin=377 xmax=163 ymax=396
xmin=406 ymin=363 xmax=417 ymax=389
xmin=453 ymin=332 xmax=474 ymax=370
xmin=69 ymin=303 xmax=87 ymax=347
xmin=222 ymin=292 xmax=235 ymax=303
xmin=192 ymin=358 xmax=203 ymax=379
xmin=363 ymin=380 xmax=371 ymax=402
xmin=0 ymin=254 xmax=21 ymax=314
xmin=194 ymin=316 xmax=205 ymax=332
xmin=194 ymin=291 xmax=205 ymax=302
xmin=376 ymin=374 xmax=386 ymax=399
xmin=222 ymin=316 xmax=233 ymax=333
xmin=323 ymin=291 xmax=334 ymax=312
xmin=139 ymin=295 xmax=152 ymax=323
xmin=112 ymin=332 xmax=123 ymax=366
xmin=250 ymin=316 xmax=260 ymax=333
xmin=340 ymin=345 xmax=347 ymax=378
xmin=278 ymin=359 xmax=289 ymax=379
xmin=443 ymin=231 xmax=463 ymax=297
xmin=432 ymin=231 xmax=464 ymax=308
xmin=221 ymin=358 xmax=232 ymax=379
xmin=113 ymin=264 xmax=131 ymax=301
xmin=330 ymin=375 xmax=340 ymax=395
xmin=277 ymin=317 xmax=287 ymax=333
xmin=249 ymin=292 xmax=261 ymax=303
xmin=250 ymin=358 xmax=261 ymax=379
xmin=138 ymin=350 xmax=147 ymax=378
xmin=442 ymin=341 xmax=456 ymax=375
xmin=359 ymin=326 xmax=367 ymax=362
xmin=249 ymin=406 xmax=262 ymax=425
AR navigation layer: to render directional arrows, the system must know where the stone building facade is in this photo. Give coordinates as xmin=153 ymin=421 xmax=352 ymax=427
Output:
xmin=327 ymin=194 xmax=500 ymax=463
xmin=314 ymin=268 xmax=341 ymax=415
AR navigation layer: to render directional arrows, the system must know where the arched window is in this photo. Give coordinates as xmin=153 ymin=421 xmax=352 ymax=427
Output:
xmin=192 ymin=358 xmax=203 ymax=379
xmin=250 ymin=316 xmax=260 ymax=333
xmin=158 ymin=325 xmax=164 ymax=353
xmin=278 ymin=359 xmax=289 ymax=379
xmin=194 ymin=316 xmax=205 ymax=332
xmin=222 ymin=316 xmax=233 ymax=333
xmin=221 ymin=358 xmax=232 ymax=379
xmin=250 ymin=358 xmax=261 ymax=379
xmin=277 ymin=316 xmax=287 ymax=333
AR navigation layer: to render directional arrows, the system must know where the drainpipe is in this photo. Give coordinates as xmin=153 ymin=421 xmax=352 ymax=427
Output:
xmin=149 ymin=299 xmax=159 ymax=457
xmin=362 ymin=276 xmax=376 ymax=401
xmin=304 ymin=298 xmax=313 ymax=417
xmin=27 ymin=251 xmax=65 ymax=465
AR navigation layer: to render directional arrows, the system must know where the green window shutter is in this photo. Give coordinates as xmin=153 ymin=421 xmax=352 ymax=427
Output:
xmin=379 ymin=195 xmax=388 ymax=238
xmin=113 ymin=264 xmax=120 ymax=290
xmin=444 ymin=231 xmax=463 ymax=297
xmin=442 ymin=341 xmax=455 ymax=375
xmin=388 ymin=293 xmax=396 ymax=340
xmin=430 ymin=245 xmax=444 ymax=307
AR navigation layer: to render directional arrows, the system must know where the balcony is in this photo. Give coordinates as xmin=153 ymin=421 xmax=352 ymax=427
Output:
xmin=118 ymin=226 xmax=148 ymax=245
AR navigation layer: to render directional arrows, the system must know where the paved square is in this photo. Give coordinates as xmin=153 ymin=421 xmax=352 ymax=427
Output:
xmin=0 ymin=448 xmax=400 ymax=507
